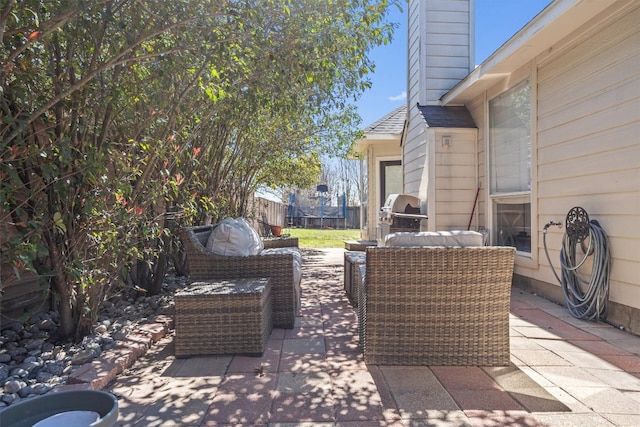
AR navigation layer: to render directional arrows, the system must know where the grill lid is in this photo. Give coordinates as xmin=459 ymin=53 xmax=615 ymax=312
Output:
xmin=381 ymin=194 xmax=421 ymax=214
xmin=380 ymin=194 xmax=427 ymax=224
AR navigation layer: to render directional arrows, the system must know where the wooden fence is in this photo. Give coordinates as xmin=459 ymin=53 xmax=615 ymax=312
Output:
xmin=250 ymin=196 xmax=288 ymax=236
xmin=251 ymin=196 xmax=361 ymax=231
xmin=1 ymin=221 xmax=51 ymax=326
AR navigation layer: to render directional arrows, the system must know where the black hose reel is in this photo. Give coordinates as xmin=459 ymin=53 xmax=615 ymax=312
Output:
xmin=565 ymin=206 xmax=590 ymax=244
xmin=565 ymin=206 xmax=596 ymax=256
xmin=543 ymin=206 xmax=611 ymax=322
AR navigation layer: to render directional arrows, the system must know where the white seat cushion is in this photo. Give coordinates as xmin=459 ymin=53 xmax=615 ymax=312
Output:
xmin=384 ymin=230 xmax=483 ymax=247
xmin=206 ymin=217 xmax=264 ymax=256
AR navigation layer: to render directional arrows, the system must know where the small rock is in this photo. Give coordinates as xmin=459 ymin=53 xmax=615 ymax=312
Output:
xmin=20 ymin=357 xmax=43 ymax=377
xmin=52 ymin=347 xmax=67 ymax=361
xmin=71 ymin=349 xmax=95 ymax=365
xmin=37 ymin=319 xmax=57 ymax=331
xmin=4 ymin=379 xmax=26 ymax=394
xmin=17 ymin=385 xmax=32 ymax=398
xmin=10 ymin=367 xmax=28 ymax=378
xmin=8 ymin=323 xmax=22 ymax=332
xmin=3 ymin=341 xmax=18 ymax=351
xmin=43 ymin=360 xmax=65 ymax=376
xmin=10 ymin=346 xmax=27 ymax=357
xmin=36 ymin=371 xmax=54 ymax=383
xmin=0 ymin=364 xmax=9 ymax=383
xmin=31 ymin=383 xmax=51 ymax=395
xmin=1 ymin=392 xmax=18 ymax=404
xmin=86 ymin=342 xmax=102 ymax=358
xmin=28 ymin=313 xmax=43 ymax=323
xmin=27 ymin=349 xmax=42 ymax=357
xmin=101 ymin=336 xmax=115 ymax=350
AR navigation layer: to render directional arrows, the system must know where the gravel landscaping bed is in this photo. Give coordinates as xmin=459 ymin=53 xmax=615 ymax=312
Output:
xmin=0 ymin=273 xmax=188 ymax=408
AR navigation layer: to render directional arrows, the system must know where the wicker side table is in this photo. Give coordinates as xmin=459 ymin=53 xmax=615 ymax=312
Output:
xmin=344 ymin=251 xmax=366 ymax=306
xmin=174 ymin=278 xmax=272 ymax=357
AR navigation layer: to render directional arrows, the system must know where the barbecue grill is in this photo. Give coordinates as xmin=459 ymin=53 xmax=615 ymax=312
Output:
xmin=377 ymin=194 xmax=428 ymax=244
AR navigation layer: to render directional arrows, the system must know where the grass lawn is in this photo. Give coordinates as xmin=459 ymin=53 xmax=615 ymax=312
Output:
xmin=281 ymin=228 xmax=360 ymax=248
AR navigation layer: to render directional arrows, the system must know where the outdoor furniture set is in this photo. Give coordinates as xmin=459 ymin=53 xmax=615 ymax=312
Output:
xmin=176 ymin=220 xmax=301 ymax=357
xmin=350 ymin=230 xmax=516 ymax=366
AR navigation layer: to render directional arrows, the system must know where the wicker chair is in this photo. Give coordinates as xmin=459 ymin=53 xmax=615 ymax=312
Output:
xmin=362 ymin=246 xmax=516 ymax=366
xmin=178 ymin=225 xmax=299 ymax=329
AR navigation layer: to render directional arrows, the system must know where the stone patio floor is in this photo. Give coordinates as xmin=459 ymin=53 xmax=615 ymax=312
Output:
xmin=103 ymin=248 xmax=640 ymax=426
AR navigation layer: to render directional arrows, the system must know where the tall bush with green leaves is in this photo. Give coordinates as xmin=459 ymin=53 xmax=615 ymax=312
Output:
xmin=1 ymin=0 xmax=399 ymax=339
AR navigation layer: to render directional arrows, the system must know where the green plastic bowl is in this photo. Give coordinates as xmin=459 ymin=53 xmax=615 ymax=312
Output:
xmin=0 ymin=390 xmax=118 ymax=427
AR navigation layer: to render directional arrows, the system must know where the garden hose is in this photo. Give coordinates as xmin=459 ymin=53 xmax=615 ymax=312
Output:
xmin=543 ymin=207 xmax=611 ymax=321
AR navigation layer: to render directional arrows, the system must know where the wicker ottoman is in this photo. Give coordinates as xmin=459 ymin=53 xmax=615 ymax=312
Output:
xmin=344 ymin=251 xmax=366 ymax=306
xmin=174 ymin=278 xmax=272 ymax=357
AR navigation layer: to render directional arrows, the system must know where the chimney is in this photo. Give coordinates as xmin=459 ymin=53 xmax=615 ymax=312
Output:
xmin=409 ymin=0 xmax=475 ymax=106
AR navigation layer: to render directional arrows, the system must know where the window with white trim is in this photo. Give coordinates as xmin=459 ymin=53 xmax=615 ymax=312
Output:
xmin=489 ymin=80 xmax=531 ymax=254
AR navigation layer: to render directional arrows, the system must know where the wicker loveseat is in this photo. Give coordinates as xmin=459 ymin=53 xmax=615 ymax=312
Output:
xmin=361 ymin=237 xmax=516 ymax=366
xmin=179 ymin=225 xmax=300 ymax=329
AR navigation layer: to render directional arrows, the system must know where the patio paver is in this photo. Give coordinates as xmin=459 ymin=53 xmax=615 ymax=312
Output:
xmin=105 ymin=248 xmax=639 ymax=426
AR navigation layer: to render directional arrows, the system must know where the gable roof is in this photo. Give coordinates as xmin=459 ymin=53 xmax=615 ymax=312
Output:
xmin=363 ymin=104 xmax=407 ymax=134
xmin=416 ymin=104 xmax=476 ymax=128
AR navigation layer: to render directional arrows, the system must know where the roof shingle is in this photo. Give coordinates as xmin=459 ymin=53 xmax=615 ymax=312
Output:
xmin=363 ymin=104 xmax=407 ymax=134
xmin=417 ymin=104 xmax=476 ymax=128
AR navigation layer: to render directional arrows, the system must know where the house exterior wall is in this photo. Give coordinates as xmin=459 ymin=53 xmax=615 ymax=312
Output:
xmin=535 ymin=5 xmax=640 ymax=329
xmin=467 ymin=95 xmax=487 ymax=229
xmin=466 ymin=4 xmax=640 ymax=331
xmin=429 ymin=129 xmax=478 ymax=232
xmin=362 ymin=140 xmax=402 ymax=241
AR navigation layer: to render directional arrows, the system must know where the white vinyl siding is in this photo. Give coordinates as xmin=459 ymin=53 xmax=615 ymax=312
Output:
xmin=467 ymin=96 xmax=486 ymax=229
xmin=407 ymin=0 xmax=421 ymax=109
xmin=404 ymin=0 xmax=425 ymax=198
xmin=420 ymin=0 xmax=473 ymax=105
xmin=432 ymin=130 xmax=478 ymax=231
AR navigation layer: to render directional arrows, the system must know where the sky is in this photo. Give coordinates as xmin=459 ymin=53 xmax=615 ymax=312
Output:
xmin=356 ymin=0 xmax=554 ymax=128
